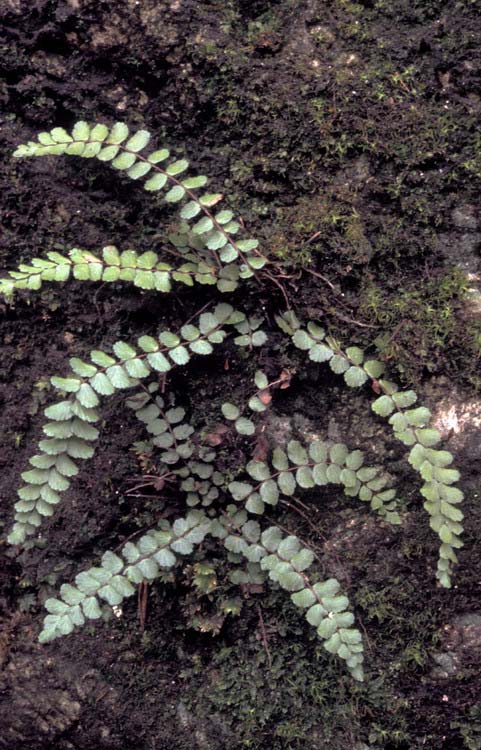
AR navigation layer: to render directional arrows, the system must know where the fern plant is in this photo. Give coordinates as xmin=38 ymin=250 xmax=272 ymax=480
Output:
xmin=2 ymin=120 xmax=465 ymax=683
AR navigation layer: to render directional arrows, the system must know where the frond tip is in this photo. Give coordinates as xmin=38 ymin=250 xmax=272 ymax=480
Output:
xmin=286 ymin=314 xmax=465 ymax=589
xmin=0 ymin=245 xmax=245 ymax=298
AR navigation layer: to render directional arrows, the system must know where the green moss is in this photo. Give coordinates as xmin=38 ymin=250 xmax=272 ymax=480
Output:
xmin=180 ymin=587 xmax=405 ymax=749
xmin=177 ymin=561 xmax=447 ymax=748
xmin=269 ymin=190 xmax=374 ymax=269
xmin=355 ymin=268 xmax=481 ymax=383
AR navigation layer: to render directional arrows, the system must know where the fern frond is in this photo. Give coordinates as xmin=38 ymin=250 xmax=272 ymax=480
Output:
xmin=9 ymin=120 xmax=466 ymax=682
xmin=284 ymin=314 xmax=464 ymax=587
xmin=39 ymin=510 xmax=211 ymax=642
xmin=212 ymin=509 xmax=364 ymax=681
xmin=13 ymin=121 xmax=269 ymax=277
xmin=219 ymin=369 xmax=400 ymax=522
xmin=226 ymin=437 xmax=399 ymax=522
xmin=0 ymin=245 xmax=245 ymax=300
xmin=40 ymin=501 xmax=364 ymax=681
xmin=126 ymin=384 xmax=225 ymax=509
xmin=8 ymin=303 xmax=243 ymax=545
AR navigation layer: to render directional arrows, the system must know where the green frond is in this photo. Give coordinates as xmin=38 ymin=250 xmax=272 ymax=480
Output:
xmin=8 ymin=303 xmax=244 ymax=544
xmin=213 ymin=512 xmax=364 ymax=681
xmin=39 ymin=510 xmax=211 ymax=642
xmin=289 ymin=323 xmax=464 ymax=585
xmin=228 ymin=436 xmax=400 ymax=522
xmin=13 ymin=120 xmax=270 ymax=276
xmin=0 ymin=244 xmax=247 ymax=299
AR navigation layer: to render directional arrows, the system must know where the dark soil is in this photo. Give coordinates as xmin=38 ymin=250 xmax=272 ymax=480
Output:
xmin=1 ymin=1 xmax=481 ymax=748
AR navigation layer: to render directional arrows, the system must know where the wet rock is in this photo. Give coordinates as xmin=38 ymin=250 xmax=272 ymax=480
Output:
xmin=267 ymin=384 xmax=393 ymax=462
xmin=266 ymin=413 xmax=294 ymax=446
xmin=176 ymin=701 xmax=236 ymax=749
xmin=3 ymin=0 xmax=23 ymax=12
xmin=335 ymin=51 xmax=361 ymax=67
xmin=0 ymin=636 xmax=119 ymax=750
xmin=303 ymin=727 xmax=369 ymax=748
xmin=283 ymin=16 xmax=316 ymax=59
xmin=90 ymin=19 xmax=129 ymax=50
xmin=436 ymin=231 xmax=481 ymax=319
xmin=436 ymin=232 xmax=481 ymax=275
xmin=427 ymin=381 xmax=481 ymax=464
xmin=431 ymin=650 xmax=460 ymax=679
xmin=431 ymin=612 xmax=481 ymax=680
xmin=0 ymin=653 xmax=81 ymax=750
xmin=309 ymin=24 xmax=336 ymax=47
xmin=136 ymin=1 xmax=179 ymax=45
xmin=321 ymin=515 xmax=400 ymax=585
xmin=335 ymin=154 xmax=372 ymax=190
xmin=31 ymin=52 xmax=67 ymax=77
xmin=445 ymin=612 xmax=481 ymax=651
